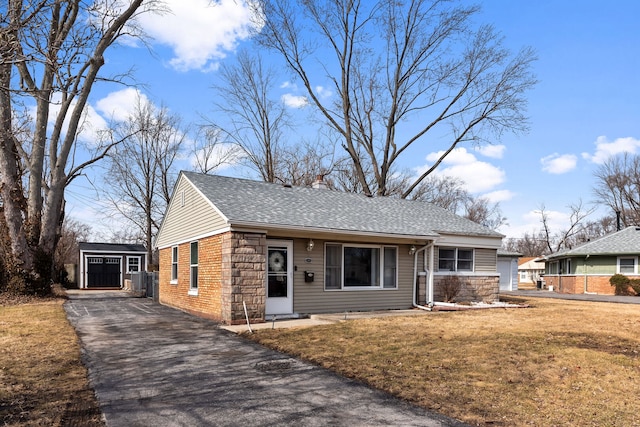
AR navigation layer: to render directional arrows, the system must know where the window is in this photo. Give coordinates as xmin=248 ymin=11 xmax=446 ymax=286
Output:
xmin=438 ymin=248 xmax=474 ymax=272
xmin=127 ymin=256 xmax=140 ymax=273
xmin=190 ymin=241 xmax=198 ymax=293
xmin=618 ymin=257 xmax=636 ymax=274
xmin=171 ymin=246 xmax=178 ymax=282
xmin=324 ymin=243 xmax=397 ymax=290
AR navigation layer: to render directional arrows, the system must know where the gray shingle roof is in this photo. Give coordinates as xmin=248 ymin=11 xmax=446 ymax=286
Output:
xmin=182 ymin=172 xmax=502 ymax=239
xmin=546 ymin=226 xmax=640 ymax=259
xmin=79 ymin=242 xmax=147 ymax=252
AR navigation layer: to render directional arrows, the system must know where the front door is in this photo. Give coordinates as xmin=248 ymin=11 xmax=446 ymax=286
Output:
xmin=265 ymin=240 xmax=293 ymax=316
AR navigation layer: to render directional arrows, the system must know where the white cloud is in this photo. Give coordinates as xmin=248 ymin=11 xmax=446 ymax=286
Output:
xmin=581 ymin=135 xmax=640 ymax=164
xmin=540 ymin=153 xmax=577 ymax=174
xmin=189 ymin=142 xmax=243 ymax=172
xmin=482 ymin=189 xmax=515 ymax=203
xmin=139 ymin=0 xmax=258 ymax=72
xmin=95 ymin=88 xmax=147 ymax=122
xmin=281 ymin=93 xmax=308 ymax=109
xmin=315 ymin=85 xmax=333 ymax=99
xmin=475 ymin=144 xmax=506 ymax=159
xmin=280 ymin=81 xmax=296 ymax=90
xmin=420 ymin=147 xmax=505 ymax=193
xmin=37 ymin=93 xmax=109 ymax=144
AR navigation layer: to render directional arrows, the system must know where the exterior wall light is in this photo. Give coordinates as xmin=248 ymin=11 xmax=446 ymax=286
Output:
xmin=409 ymin=245 xmax=417 ymax=255
xmin=307 ymin=239 xmax=315 ymax=252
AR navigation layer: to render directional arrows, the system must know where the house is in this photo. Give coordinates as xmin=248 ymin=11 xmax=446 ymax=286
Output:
xmin=154 ymin=172 xmax=504 ymax=324
xmin=78 ymin=242 xmax=147 ymax=289
xmin=542 ymin=226 xmax=640 ymax=295
xmin=517 ymin=257 xmax=545 ymax=289
xmin=497 ymin=250 xmax=521 ymax=291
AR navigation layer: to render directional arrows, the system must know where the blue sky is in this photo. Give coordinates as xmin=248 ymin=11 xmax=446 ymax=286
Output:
xmin=64 ymin=0 xmax=640 ymax=239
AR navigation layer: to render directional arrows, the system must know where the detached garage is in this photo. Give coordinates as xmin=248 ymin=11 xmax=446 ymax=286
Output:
xmin=79 ymin=242 xmax=147 ymax=289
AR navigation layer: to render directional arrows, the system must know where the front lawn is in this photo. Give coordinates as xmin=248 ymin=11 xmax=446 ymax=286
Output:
xmin=247 ymin=297 xmax=640 ymax=426
xmin=0 ymin=296 xmax=103 ymax=426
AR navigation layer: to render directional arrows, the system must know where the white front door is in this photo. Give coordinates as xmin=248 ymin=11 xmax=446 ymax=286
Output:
xmin=265 ymin=240 xmax=294 ymax=316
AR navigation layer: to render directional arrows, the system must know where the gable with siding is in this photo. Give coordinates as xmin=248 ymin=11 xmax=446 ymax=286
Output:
xmin=155 ymin=175 xmax=228 ymax=249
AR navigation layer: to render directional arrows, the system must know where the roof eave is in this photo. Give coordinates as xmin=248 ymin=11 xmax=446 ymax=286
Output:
xmin=229 ymin=220 xmax=441 ymax=241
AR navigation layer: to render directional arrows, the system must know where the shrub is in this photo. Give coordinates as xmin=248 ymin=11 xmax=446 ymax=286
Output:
xmin=630 ymin=279 xmax=640 ymax=296
xmin=441 ymin=275 xmax=463 ymax=302
xmin=610 ymin=274 xmax=634 ymax=296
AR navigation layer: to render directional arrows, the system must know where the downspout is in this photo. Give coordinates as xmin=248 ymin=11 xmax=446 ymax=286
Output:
xmin=413 ymin=242 xmax=435 ymax=311
xmin=584 ymin=254 xmax=590 ymax=294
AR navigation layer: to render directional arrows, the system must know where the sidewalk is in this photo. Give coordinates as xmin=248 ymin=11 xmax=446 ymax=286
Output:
xmin=502 ymin=289 xmax=640 ymax=304
xmin=221 ymin=309 xmax=432 ymax=333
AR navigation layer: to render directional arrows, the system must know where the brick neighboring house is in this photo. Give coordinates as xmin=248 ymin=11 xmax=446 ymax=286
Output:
xmin=154 ymin=172 xmax=504 ymax=324
xmin=542 ymin=226 xmax=640 ymax=295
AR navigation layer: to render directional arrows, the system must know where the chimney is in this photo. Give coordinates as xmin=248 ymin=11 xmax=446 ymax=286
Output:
xmin=312 ymin=174 xmax=327 ymax=189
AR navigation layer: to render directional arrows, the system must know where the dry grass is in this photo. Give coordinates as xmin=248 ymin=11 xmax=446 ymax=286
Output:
xmin=0 ymin=296 xmax=103 ymax=426
xmin=247 ymin=297 xmax=640 ymax=426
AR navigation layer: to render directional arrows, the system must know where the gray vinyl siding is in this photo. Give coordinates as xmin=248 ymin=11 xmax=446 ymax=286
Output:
xmin=291 ymin=238 xmax=414 ymax=314
xmin=155 ymin=177 xmax=227 ymax=248
xmin=434 ymin=246 xmax=496 ymax=272
xmin=475 ymin=248 xmax=497 ymax=272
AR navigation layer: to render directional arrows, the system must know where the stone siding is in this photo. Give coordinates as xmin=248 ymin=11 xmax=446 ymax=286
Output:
xmin=415 ymin=274 xmax=499 ymax=304
xmin=433 ymin=274 xmax=499 ymax=303
xmin=221 ymin=232 xmax=266 ymax=325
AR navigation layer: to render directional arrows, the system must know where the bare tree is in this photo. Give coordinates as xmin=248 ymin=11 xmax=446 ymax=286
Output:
xmin=463 ymin=197 xmax=506 ymax=230
xmin=102 ymin=95 xmax=183 ymax=269
xmin=539 ymin=201 xmax=596 ymax=253
xmin=593 ymin=153 xmax=640 ymax=227
xmin=502 ymin=232 xmax=549 ymax=257
xmin=409 ymin=175 xmax=469 ymax=211
xmin=190 ymin=125 xmax=241 ymax=174
xmin=0 ymin=0 xmax=153 ymax=294
xmin=407 ymin=174 xmax=505 ymax=229
xmin=211 ymin=49 xmax=289 ymax=182
xmin=255 ymin=0 xmax=537 ymax=197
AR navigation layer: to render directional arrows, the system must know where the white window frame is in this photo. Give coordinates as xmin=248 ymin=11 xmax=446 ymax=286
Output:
xmin=324 ymin=243 xmax=398 ymax=291
xmin=171 ymin=246 xmax=179 ymax=284
xmin=189 ymin=241 xmax=198 ymax=295
xmin=438 ymin=247 xmax=474 ymax=272
xmin=126 ymin=256 xmax=141 ymax=273
xmin=617 ymin=256 xmax=637 ymax=274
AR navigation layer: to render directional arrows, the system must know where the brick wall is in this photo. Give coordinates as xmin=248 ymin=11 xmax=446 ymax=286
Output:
xmin=158 ymin=234 xmax=224 ymax=321
xmin=544 ymin=274 xmax=640 ymax=295
xmin=159 ymin=231 xmax=268 ymax=325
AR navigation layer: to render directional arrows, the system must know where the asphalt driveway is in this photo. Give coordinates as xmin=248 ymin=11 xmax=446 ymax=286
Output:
xmin=64 ymin=291 xmax=466 ymax=427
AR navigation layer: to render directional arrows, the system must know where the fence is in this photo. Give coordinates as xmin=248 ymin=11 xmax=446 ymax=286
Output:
xmin=130 ymin=271 xmax=159 ymax=302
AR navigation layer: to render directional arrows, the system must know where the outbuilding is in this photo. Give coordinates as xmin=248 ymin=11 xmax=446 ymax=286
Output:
xmin=78 ymin=242 xmax=147 ymax=289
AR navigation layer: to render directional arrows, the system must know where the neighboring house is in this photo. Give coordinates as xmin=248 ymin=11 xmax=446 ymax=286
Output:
xmin=78 ymin=242 xmax=147 ymax=289
xmin=154 ymin=172 xmax=504 ymax=324
xmin=517 ymin=257 xmax=545 ymax=289
xmin=497 ymin=250 xmax=521 ymax=291
xmin=542 ymin=226 xmax=640 ymax=295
